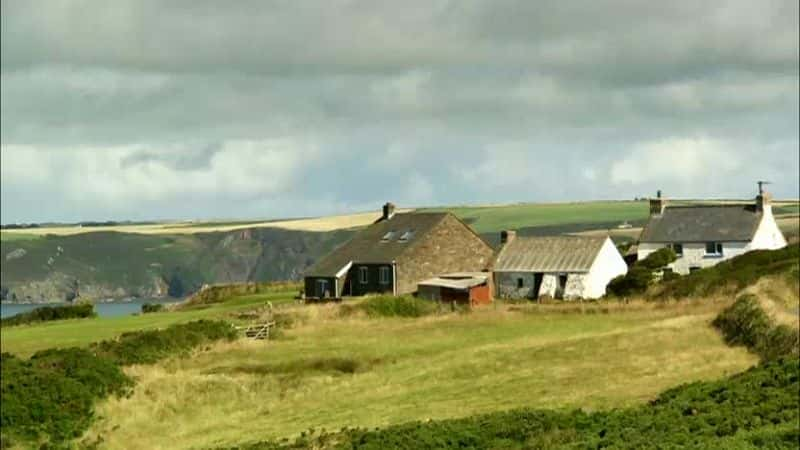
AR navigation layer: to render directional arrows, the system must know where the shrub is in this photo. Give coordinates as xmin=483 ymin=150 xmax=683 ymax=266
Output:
xmin=220 ymin=359 xmax=800 ymax=450
xmin=90 ymin=319 xmax=238 ymax=365
xmin=712 ymin=295 xmax=799 ymax=361
xmin=342 ymin=295 xmax=438 ymax=318
xmin=607 ymin=248 xmax=678 ymax=298
xmin=637 ymin=247 xmax=677 ymax=270
xmin=607 ymin=266 xmax=652 ymax=297
xmin=141 ymin=303 xmax=164 ymax=314
xmin=1 ymin=349 xmax=131 ymax=447
xmin=1 ymin=303 xmax=96 ymax=327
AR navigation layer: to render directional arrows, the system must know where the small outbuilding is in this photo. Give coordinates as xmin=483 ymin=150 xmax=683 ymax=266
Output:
xmin=492 ymin=232 xmax=627 ymax=300
xmin=417 ymin=272 xmax=491 ymax=306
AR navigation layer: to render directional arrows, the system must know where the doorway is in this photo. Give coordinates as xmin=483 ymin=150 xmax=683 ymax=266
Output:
xmin=532 ymin=273 xmax=544 ymax=299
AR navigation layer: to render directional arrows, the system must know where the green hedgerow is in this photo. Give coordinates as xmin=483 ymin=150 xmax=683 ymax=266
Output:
xmin=712 ymin=295 xmax=799 ymax=361
xmin=341 ymin=295 xmax=439 ymax=319
xmin=1 ymin=303 xmax=96 ymax=327
xmin=90 ymin=319 xmax=238 ymax=366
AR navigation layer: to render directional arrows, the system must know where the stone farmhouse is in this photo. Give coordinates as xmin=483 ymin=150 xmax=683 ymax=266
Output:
xmin=303 ymin=203 xmax=494 ymax=299
xmin=492 ymin=232 xmax=628 ymax=300
xmin=638 ymin=189 xmax=787 ymax=275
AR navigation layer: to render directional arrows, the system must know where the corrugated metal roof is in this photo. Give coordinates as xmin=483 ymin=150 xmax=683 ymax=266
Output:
xmin=418 ymin=274 xmax=488 ymax=290
xmin=639 ymin=204 xmax=761 ymax=243
xmin=493 ymin=236 xmax=607 ymax=273
xmin=304 ymin=212 xmax=449 ymax=276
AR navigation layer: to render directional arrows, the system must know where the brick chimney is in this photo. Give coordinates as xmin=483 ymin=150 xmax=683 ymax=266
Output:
xmin=500 ymin=230 xmax=517 ymax=245
xmin=649 ymin=190 xmax=666 ymax=216
xmin=382 ymin=202 xmax=396 ymax=221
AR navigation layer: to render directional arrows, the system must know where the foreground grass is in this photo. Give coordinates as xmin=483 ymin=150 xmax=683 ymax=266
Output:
xmin=84 ymin=300 xmax=757 ymax=449
xmin=0 ymin=291 xmax=295 ymax=356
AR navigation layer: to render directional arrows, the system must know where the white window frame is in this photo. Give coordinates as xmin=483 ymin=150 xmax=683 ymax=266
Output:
xmin=705 ymin=242 xmax=723 ymax=257
xmin=379 ymin=266 xmax=390 ymax=285
xmin=359 ymin=267 xmax=368 ymax=284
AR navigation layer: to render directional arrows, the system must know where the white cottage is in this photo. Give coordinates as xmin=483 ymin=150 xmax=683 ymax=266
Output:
xmin=637 ymin=191 xmax=787 ymax=275
xmin=492 ymin=232 xmax=628 ymax=300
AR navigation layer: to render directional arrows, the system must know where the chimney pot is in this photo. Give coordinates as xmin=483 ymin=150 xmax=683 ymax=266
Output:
xmin=382 ymin=202 xmax=396 ymax=221
xmin=500 ymin=230 xmax=517 ymax=245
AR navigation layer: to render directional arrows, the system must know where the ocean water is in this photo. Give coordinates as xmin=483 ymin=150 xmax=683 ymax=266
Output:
xmin=0 ymin=299 xmax=180 ymax=319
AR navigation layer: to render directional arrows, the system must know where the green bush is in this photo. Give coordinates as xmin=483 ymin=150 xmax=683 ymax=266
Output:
xmin=90 ymin=319 xmax=238 ymax=365
xmin=1 ymin=303 xmax=96 ymax=327
xmin=712 ymin=295 xmax=799 ymax=361
xmin=220 ymin=358 xmax=800 ymax=450
xmin=1 ymin=349 xmax=132 ymax=448
xmin=607 ymin=266 xmax=652 ymax=297
xmin=637 ymin=247 xmax=677 ymax=270
xmin=141 ymin=303 xmax=164 ymax=314
xmin=342 ymin=295 xmax=438 ymax=318
xmin=607 ymin=248 xmax=678 ymax=297
xmin=1 ymin=319 xmax=238 ymax=448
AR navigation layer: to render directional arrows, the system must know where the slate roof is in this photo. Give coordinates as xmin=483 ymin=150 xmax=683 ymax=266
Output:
xmin=493 ymin=236 xmax=607 ymax=273
xmin=304 ymin=212 xmax=449 ymax=277
xmin=639 ymin=205 xmax=762 ymax=243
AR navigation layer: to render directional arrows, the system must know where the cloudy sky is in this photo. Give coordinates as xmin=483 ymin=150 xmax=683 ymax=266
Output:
xmin=1 ymin=0 xmax=798 ymax=223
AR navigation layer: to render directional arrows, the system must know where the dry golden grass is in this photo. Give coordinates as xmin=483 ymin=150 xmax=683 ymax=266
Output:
xmin=742 ymin=276 xmax=800 ymax=329
xmin=83 ymin=300 xmax=756 ymax=450
xmin=0 ymin=209 xmax=414 ymax=237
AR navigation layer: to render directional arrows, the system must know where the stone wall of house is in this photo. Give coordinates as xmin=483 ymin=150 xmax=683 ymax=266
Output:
xmin=395 ymin=214 xmax=494 ymax=295
xmin=495 ymin=271 xmax=538 ymax=299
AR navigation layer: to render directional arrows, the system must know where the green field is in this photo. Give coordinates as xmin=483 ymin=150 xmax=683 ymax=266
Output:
xmin=61 ymin=299 xmax=755 ymax=450
xmin=427 ymin=201 xmax=649 ymax=233
xmin=0 ymin=292 xmax=296 ymax=356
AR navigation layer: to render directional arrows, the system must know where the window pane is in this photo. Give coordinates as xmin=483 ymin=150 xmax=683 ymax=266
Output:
xmin=706 ymin=242 xmax=715 ymax=254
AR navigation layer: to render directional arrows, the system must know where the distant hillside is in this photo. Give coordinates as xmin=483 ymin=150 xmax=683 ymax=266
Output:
xmin=2 ymin=199 xmax=796 ymax=303
xmin=0 ymin=228 xmax=353 ymax=303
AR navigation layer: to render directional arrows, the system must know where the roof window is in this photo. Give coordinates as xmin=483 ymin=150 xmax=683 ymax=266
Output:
xmin=398 ymin=230 xmax=415 ymax=242
xmin=381 ymin=231 xmax=396 ymax=242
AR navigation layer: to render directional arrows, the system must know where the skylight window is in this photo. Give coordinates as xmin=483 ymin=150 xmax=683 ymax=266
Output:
xmin=381 ymin=231 xmax=396 ymax=242
xmin=398 ymin=230 xmax=415 ymax=242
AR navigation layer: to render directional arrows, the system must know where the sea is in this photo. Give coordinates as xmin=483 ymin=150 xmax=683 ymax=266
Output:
xmin=0 ymin=299 xmax=181 ymax=319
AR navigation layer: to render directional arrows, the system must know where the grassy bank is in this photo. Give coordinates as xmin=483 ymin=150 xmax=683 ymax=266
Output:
xmin=83 ymin=300 xmax=756 ymax=449
xmin=0 ymin=290 xmax=295 ymax=356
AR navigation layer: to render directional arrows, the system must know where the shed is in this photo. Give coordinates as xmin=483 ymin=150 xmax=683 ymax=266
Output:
xmin=417 ymin=272 xmax=491 ymax=306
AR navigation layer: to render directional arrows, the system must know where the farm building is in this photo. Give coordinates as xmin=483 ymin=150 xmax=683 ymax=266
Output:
xmin=417 ymin=272 xmax=491 ymax=306
xmin=637 ymin=188 xmax=787 ymax=275
xmin=492 ymin=232 xmax=627 ymax=300
xmin=303 ymin=203 xmax=494 ymax=299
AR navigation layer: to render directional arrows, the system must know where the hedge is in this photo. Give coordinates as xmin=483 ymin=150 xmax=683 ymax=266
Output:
xmin=1 ymin=303 xmax=96 ymax=327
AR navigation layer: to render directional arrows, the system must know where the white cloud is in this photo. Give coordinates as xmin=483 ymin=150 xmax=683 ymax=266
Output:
xmin=610 ymin=137 xmax=742 ymax=186
xmin=1 ymin=139 xmax=317 ymax=207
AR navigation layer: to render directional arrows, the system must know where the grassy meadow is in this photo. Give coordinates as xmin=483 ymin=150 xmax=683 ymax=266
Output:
xmin=70 ymin=298 xmax=758 ymax=450
xmin=0 ymin=291 xmax=296 ymax=356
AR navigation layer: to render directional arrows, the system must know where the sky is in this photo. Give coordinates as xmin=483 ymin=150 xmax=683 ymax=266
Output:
xmin=1 ymin=0 xmax=798 ymax=223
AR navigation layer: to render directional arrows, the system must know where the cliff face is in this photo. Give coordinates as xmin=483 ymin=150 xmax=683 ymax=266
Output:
xmin=0 ymin=227 xmax=354 ymax=303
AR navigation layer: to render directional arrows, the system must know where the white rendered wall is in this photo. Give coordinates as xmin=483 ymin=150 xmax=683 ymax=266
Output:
xmin=748 ymin=206 xmax=787 ymax=250
xmin=638 ymin=241 xmax=749 ymax=275
xmin=585 ymin=237 xmax=629 ymax=298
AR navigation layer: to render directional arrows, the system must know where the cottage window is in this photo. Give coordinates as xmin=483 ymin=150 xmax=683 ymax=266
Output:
xmin=516 ymin=278 xmax=524 ymax=288
xmin=669 ymin=243 xmax=683 ymax=257
xmin=359 ymin=267 xmax=368 ymax=284
xmin=379 ymin=266 xmax=390 ymax=284
xmin=705 ymin=242 xmax=723 ymax=256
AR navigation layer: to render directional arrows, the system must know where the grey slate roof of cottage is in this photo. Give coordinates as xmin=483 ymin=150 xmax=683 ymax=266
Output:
xmin=304 ymin=212 xmax=449 ymax=277
xmin=493 ymin=236 xmax=607 ymax=273
xmin=639 ymin=204 xmax=762 ymax=243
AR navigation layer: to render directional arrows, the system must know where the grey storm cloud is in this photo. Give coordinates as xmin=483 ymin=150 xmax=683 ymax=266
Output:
xmin=1 ymin=0 xmax=798 ymax=223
